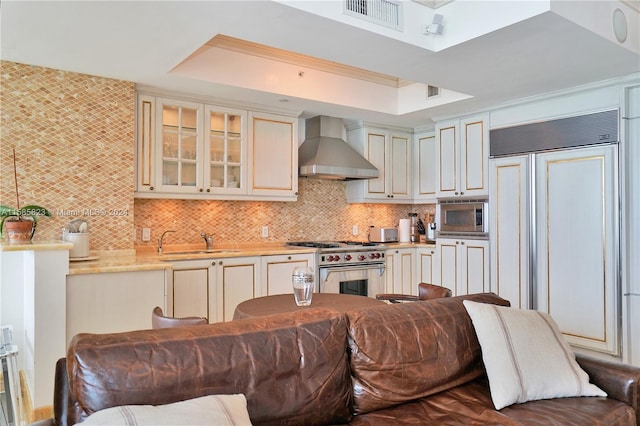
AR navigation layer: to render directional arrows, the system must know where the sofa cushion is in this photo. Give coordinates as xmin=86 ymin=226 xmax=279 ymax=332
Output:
xmin=350 ymin=378 xmax=635 ymax=426
xmin=67 ymin=308 xmax=351 ymax=426
xmin=79 ymin=394 xmax=252 ymax=426
xmin=346 ymin=293 xmax=510 ymax=414
xmin=463 ymin=300 xmax=606 ymax=410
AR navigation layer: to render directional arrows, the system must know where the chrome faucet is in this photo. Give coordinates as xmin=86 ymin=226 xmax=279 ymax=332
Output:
xmin=158 ymin=230 xmax=176 ymax=254
xmin=201 ymin=232 xmax=214 ymax=250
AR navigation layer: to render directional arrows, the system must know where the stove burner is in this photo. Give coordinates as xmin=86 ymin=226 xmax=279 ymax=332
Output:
xmin=339 ymin=241 xmax=379 ymax=246
xmin=286 ymin=241 xmax=340 ymax=248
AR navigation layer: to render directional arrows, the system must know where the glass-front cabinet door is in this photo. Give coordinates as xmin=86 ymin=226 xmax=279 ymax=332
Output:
xmin=205 ymin=106 xmax=246 ymax=194
xmin=157 ymin=99 xmax=203 ymax=193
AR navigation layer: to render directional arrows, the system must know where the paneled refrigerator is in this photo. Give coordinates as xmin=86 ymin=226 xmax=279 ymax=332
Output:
xmin=489 ymin=110 xmax=620 ymax=356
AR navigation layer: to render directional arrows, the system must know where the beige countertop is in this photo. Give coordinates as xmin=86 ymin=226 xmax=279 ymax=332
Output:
xmin=5 ymin=240 xmax=435 ymax=275
xmin=68 ymin=243 xmax=318 ymax=275
xmin=0 ymin=240 xmax=73 ymax=252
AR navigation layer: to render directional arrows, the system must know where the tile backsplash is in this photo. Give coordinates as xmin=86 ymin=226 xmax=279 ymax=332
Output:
xmin=1 ymin=61 xmax=135 ymax=250
xmin=134 ymin=179 xmax=435 ymax=247
xmin=1 ymin=61 xmax=433 ymax=251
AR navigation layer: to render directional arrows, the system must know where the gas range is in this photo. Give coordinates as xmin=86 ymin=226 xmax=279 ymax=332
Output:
xmin=286 ymin=241 xmax=387 ymax=266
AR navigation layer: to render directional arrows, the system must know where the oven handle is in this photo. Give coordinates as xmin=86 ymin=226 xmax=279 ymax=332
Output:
xmin=319 ymin=263 xmax=386 ymax=282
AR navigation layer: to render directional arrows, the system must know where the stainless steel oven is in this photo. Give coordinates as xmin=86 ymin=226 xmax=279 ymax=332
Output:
xmin=286 ymin=241 xmax=386 ymax=298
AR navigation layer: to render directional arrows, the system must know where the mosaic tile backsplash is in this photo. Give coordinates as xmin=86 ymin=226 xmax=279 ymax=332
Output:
xmin=2 ymin=61 xmax=434 ymax=251
xmin=1 ymin=61 xmax=135 ymax=250
xmin=134 ymin=179 xmax=435 ymax=248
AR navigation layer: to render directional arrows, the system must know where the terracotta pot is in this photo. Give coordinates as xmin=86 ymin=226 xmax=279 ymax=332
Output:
xmin=4 ymin=220 xmax=35 ymax=243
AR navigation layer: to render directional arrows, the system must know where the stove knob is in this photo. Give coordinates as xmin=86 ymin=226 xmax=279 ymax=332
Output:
xmin=374 ymin=252 xmax=381 ymax=259
xmin=345 ymin=254 xmax=352 ymax=261
xmin=369 ymin=253 xmax=376 ymax=259
xmin=334 ymin=255 xmax=341 ymax=262
xmin=358 ymin=255 xmax=366 ymax=261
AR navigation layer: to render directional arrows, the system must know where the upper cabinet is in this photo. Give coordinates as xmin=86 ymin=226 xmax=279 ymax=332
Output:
xmin=413 ymin=131 xmax=437 ymax=203
xmin=435 ymin=115 xmax=489 ymax=199
xmin=136 ymin=94 xmax=298 ymax=201
xmin=345 ymin=125 xmax=412 ymax=203
xmin=248 ymin=112 xmax=298 ymax=198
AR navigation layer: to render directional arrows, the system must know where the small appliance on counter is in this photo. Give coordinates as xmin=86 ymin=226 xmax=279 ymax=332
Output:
xmin=368 ymin=227 xmax=398 ymax=243
xmin=425 ymin=213 xmax=436 ymax=242
xmin=408 ymin=213 xmax=421 ymax=243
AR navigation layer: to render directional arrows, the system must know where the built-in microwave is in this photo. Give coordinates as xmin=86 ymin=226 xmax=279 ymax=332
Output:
xmin=437 ymin=200 xmax=488 ymax=238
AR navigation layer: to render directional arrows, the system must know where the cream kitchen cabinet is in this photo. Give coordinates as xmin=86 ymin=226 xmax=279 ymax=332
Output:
xmin=436 ymin=238 xmax=489 ymax=296
xmin=136 ymin=94 xmax=298 ymax=201
xmin=171 ymin=259 xmax=211 ymax=320
xmin=385 ymin=248 xmax=415 ymax=295
xmin=171 ymin=256 xmax=259 ymax=323
xmin=346 ymin=125 xmax=412 ymax=203
xmin=416 ymin=246 xmax=439 ymax=286
xmin=489 ymin=155 xmax=530 ymax=310
xmin=261 ymin=253 xmax=316 ymax=296
xmin=413 ymin=131 xmax=437 ymax=203
xmin=248 ymin=112 xmax=298 ymax=200
xmin=66 ymin=269 xmax=167 ymax=346
xmin=435 ymin=115 xmax=489 ymax=199
xmin=214 ymin=256 xmax=260 ymax=322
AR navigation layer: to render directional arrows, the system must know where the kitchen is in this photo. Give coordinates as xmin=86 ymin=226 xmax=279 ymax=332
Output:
xmin=1 ymin=0 xmax=639 ymax=423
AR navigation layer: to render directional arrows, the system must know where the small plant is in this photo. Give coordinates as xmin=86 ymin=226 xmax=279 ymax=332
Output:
xmin=0 ymin=147 xmax=51 ymax=239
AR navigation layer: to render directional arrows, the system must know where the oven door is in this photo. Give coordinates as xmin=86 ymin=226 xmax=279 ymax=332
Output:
xmin=318 ymin=264 xmax=385 ymax=299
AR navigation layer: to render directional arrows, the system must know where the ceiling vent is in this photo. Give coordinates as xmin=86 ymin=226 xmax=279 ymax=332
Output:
xmin=427 ymin=85 xmax=440 ymax=98
xmin=344 ymin=0 xmax=403 ymax=31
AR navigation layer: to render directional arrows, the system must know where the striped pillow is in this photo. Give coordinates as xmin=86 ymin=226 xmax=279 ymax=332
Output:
xmin=463 ymin=300 xmax=606 ymax=410
xmin=79 ymin=394 xmax=252 ymax=426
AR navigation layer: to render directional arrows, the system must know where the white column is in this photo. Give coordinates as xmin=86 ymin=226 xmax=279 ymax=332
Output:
xmin=0 ymin=243 xmax=70 ymax=411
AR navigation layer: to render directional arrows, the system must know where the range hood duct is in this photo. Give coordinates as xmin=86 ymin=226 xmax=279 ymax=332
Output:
xmin=298 ymin=116 xmax=378 ymax=180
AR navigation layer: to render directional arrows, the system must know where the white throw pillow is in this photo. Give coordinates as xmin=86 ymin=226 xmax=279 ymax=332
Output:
xmin=78 ymin=394 xmax=252 ymax=426
xmin=463 ymin=300 xmax=606 ymax=410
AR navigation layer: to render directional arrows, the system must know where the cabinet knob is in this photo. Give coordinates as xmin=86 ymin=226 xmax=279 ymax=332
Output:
xmin=287 ymin=256 xmax=292 ymax=260
xmin=149 ymin=186 xmax=154 ymax=191
xmin=211 ymin=261 xmax=216 ymax=266
xmin=206 ymin=188 xmax=211 ymax=192
xmin=461 ymin=241 xmax=465 ymax=245
xmin=431 ymin=250 xmax=435 ymax=254
xmin=219 ymin=261 xmax=223 ymax=265
xmin=456 ymin=241 xmax=460 ymax=245
xmin=460 ymin=191 xmax=464 ymax=195
xmin=199 ymin=188 xmax=203 ymax=192
xmin=455 ymin=192 xmax=459 ymax=195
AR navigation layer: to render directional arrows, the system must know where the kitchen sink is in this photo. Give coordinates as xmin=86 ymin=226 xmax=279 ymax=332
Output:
xmin=161 ymin=249 xmax=239 ymax=256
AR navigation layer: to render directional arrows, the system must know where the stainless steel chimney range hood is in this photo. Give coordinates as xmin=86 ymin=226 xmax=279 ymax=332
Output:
xmin=298 ymin=116 xmax=379 ymax=180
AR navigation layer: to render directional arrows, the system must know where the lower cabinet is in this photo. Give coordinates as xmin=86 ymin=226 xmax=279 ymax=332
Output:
xmin=385 ymin=248 xmax=415 ymax=295
xmin=66 ymin=269 xmax=167 ymax=346
xmin=416 ymin=246 xmax=439 ymax=286
xmin=171 ymin=256 xmax=260 ymax=323
xmin=437 ymin=238 xmax=489 ymax=296
xmin=214 ymin=256 xmax=260 ymax=322
xmin=261 ymin=253 xmax=316 ymax=295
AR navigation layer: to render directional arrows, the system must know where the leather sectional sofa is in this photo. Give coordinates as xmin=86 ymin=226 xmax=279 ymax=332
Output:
xmin=55 ymin=293 xmax=639 ymax=425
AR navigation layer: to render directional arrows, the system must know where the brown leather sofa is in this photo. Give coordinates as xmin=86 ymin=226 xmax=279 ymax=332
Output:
xmin=55 ymin=293 xmax=640 ymax=425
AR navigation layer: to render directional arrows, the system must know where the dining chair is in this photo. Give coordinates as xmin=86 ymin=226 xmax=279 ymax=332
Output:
xmin=376 ymin=282 xmax=452 ymax=304
xmin=151 ymin=306 xmax=208 ymax=329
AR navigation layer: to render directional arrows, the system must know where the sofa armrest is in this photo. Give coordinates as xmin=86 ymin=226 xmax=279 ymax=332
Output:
xmin=576 ymin=353 xmax=640 ymax=425
xmin=53 ymin=358 xmax=69 ymax=426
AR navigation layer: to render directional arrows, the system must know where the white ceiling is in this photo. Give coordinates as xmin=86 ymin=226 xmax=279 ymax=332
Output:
xmin=2 ymin=1 xmax=639 ymax=129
